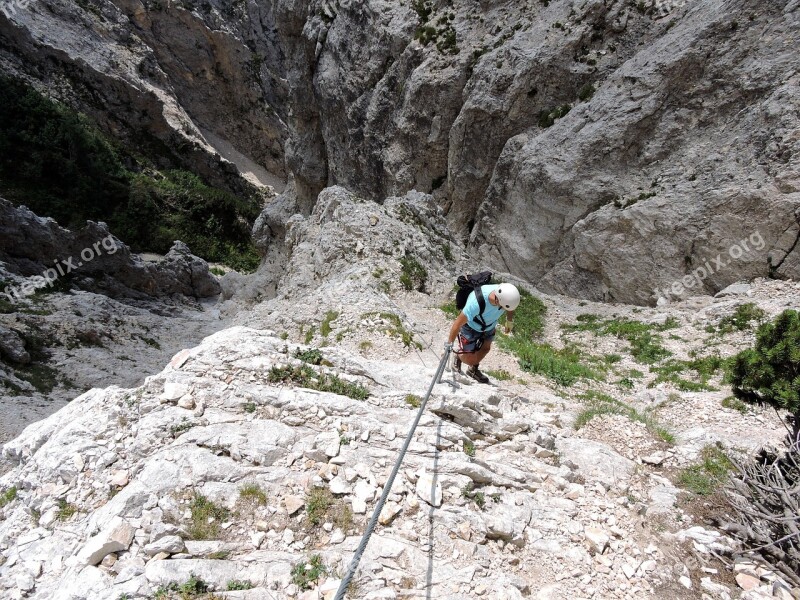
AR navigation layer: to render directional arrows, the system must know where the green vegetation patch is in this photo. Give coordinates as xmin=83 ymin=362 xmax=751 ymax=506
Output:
xmin=56 ymin=498 xmax=78 ymax=521
xmin=562 ymin=315 xmax=676 ymax=364
xmin=649 ymin=354 xmax=726 ymax=391
xmin=187 ymin=493 xmax=230 ymax=540
xmin=0 ymin=75 xmax=261 ymax=272
xmin=727 ymin=309 xmax=800 ymax=432
xmin=0 ymin=486 xmax=17 ymax=508
xmin=677 ymin=444 xmax=734 ymax=496
xmin=500 ymin=338 xmax=601 ymax=387
xmin=485 ymin=369 xmax=513 ymax=381
xmin=268 ymin=364 xmax=369 ymax=400
xmin=716 ymin=302 xmax=766 ymax=334
xmin=294 ymin=347 xmax=324 ymax=365
xmin=155 ymin=573 xmax=209 ymax=599
xmin=363 ymin=311 xmax=421 ymax=349
xmin=399 ymin=255 xmax=428 ymax=292
xmin=404 ymin=394 xmax=422 ymax=408
xmin=461 ymin=482 xmax=485 ymax=509
xmin=306 ymin=488 xmax=333 ymax=526
xmin=575 ymin=390 xmax=675 ymax=444
xmin=239 ymin=484 xmax=268 ymax=506
xmin=292 ymin=554 xmax=327 ymax=590
xmin=227 ymin=580 xmax=254 ymax=591
xmin=320 ymin=310 xmax=339 ymax=338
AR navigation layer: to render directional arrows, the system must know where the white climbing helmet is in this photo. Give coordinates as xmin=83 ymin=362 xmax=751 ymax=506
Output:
xmin=495 ymin=283 xmax=520 ymax=311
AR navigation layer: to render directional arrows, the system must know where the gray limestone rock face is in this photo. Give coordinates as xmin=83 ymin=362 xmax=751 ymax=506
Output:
xmin=0 ymin=326 xmax=30 ymax=365
xmin=0 ymin=200 xmax=220 ymax=300
xmin=2 ymin=0 xmax=798 ymax=303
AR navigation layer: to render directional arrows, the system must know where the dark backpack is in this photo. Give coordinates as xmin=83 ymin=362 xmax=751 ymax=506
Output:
xmin=455 ymin=271 xmax=492 ymax=331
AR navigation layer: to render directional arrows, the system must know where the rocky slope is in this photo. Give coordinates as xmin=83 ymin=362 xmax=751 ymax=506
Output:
xmin=1 ymin=281 xmax=798 ymax=600
xmin=2 ymin=0 xmax=798 ymax=304
xmin=1 ymin=181 xmax=799 ymax=599
xmin=0 ymin=200 xmax=226 ymax=445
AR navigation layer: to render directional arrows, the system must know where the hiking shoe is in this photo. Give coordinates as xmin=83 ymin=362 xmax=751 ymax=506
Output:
xmin=466 ymin=365 xmax=490 ymax=384
xmin=453 ymin=355 xmax=462 ymax=373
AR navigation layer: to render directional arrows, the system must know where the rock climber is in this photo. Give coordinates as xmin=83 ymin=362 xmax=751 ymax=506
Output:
xmin=445 ymin=283 xmax=521 ymax=383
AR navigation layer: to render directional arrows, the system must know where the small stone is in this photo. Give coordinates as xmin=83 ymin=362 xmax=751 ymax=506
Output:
xmin=415 ymin=472 xmax=442 ymax=507
xmin=285 ymin=496 xmax=305 ymax=516
xmin=78 ymin=518 xmax=135 ymax=566
xmin=329 ymin=529 xmax=345 ymax=544
xmin=177 ymin=395 xmax=195 ymax=410
xmin=736 ymin=573 xmax=761 ymax=591
xmin=101 ymin=554 xmax=118 ymax=568
xmin=584 ymin=527 xmax=610 ymax=555
xmin=109 ymin=470 xmax=129 ymax=488
xmin=679 ymin=576 xmax=692 ymax=589
xmin=144 ymin=535 xmax=185 ymax=556
xmin=351 ymin=498 xmax=367 ymax=514
xmin=162 ymin=382 xmax=188 ymax=401
xmin=622 ymin=563 xmax=637 ymax=579
xmin=283 ymin=529 xmax=295 ymax=545
xmin=642 ymin=452 xmax=666 ymax=466
xmin=378 ymin=501 xmax=401 ymax=526
xmin=251 ymin=532 xmax=266 ymax=549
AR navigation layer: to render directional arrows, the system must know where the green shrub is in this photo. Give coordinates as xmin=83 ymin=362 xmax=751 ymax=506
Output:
xmin=363 ymin=311 xmax=421 ymax=349
xmin=404 ymin=394 xmax=422 ymax=408
xmin=578 ymin=83 xmax=595 ymax=101
xmin=439 ymin=301 xmax=460 ymax=318
xmin=562 ymin=316 xmax=673 ymax=364
xmin=718 ymin=302 xmax=766 ymax=333
xmin=721 ymin=395 xmax=751 ymax=414
xmin=485 ymin=369 xmax=513 ymax=381
xmin=461 ymin=483 xmax=485 ymax=509
xmin=500 ymin=338 xmax=600 ymax=386
xmin=56 ymin=499 xmax=78 ymax=521
xmin=575 ymin=391 xmax=674 ymax=443
xmin=227 ymin=580 xmax=253 ymax=591
xmin=538 ymin=104 xmax=571 ymax=128
xmin=294 ymin=347 xmax=323 ymax=365
xmin=399 ymin=255 xmax=428 ymax=292
xmin=463 ymin=440 xmax=476 ymax=457
xmin=306 ymin=488 xmax=333 ymax=526
xmin=728 ymin=309 xmax=800 ymax=446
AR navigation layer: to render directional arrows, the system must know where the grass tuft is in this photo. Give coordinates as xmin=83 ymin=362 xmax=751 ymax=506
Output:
xmin=187 ymin=493 xmax=230 ymax=540
xmin=0 ymin=486 xmax=17 ymax=508
xmin=404 ymin=394 xmax=422 ymax=408
xmin=677 ymin=444 xmax=734 ymax=496
xmin=268 ymin=364 xmax=369 ymax=400
xmin=575 ymin=390 xmax=675 ymax=444
xmin=292 ymin=554 xmax=327 ymax=590
xmin=239 ymin=484 xmax=268 ymax=506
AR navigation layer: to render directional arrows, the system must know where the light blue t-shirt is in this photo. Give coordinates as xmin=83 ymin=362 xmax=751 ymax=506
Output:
xmin=462 ymin=284 xmax=504 ymax=331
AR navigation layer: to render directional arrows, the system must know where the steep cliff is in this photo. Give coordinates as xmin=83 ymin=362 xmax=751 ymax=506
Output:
xmin=2 ymin=0 xmax=798 ymax=305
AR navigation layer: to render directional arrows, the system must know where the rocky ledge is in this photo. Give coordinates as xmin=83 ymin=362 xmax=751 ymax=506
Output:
xmin=0 ymin=323 xmax=797 ymax=600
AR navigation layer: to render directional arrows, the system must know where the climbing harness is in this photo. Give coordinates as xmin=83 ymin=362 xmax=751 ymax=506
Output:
xmin=333 ymin=345 xmax=452 ymax=599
